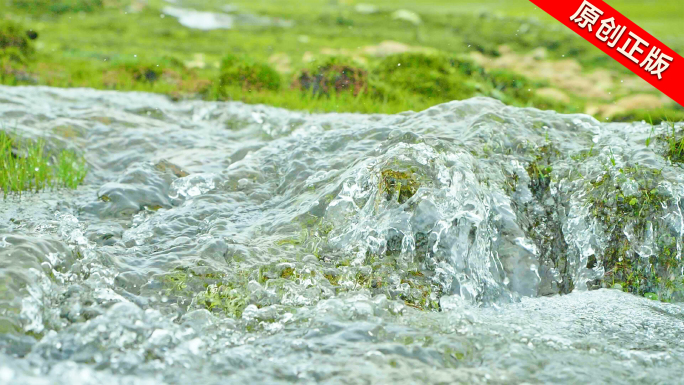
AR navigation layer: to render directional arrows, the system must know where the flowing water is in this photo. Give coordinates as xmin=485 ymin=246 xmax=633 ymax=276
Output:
xmin=0 ymin=85 xmax=683 ymax=384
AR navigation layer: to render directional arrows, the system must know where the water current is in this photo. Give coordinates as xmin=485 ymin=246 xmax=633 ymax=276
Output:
xmin=0 ymin=85 xmax=683 ymax=384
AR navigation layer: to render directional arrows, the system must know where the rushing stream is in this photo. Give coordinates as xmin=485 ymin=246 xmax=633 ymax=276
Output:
xmin=1 ymin=85 xmax=683 ymax=384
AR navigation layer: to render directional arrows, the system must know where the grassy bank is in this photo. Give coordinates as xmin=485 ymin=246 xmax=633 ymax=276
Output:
xmin=1 ymin=0 xmax=682 ymax=119
xmin=0 ymin=131 xmax=87 ymax=197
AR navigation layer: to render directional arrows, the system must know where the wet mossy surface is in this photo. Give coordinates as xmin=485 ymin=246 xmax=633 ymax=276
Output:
xmin=587 ymin=165 xmax=683 ymax=300
xmin=157 ymin=255 xmax=443 ymax=318
xmin=379 ymin=169 xmax=420 ymax=204
xmin=498 ymin=133 xmax=684 ymax=301
xmin=525 ymin=144 xmax=557 ymax=199
xmin=517 ymin=143 xmax=575 ymax=295
xmin=160 ymin=267 xmax=250 ymax=317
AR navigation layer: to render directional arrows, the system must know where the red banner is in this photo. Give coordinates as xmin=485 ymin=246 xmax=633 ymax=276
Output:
xmin=529 ymin=0 xmax=683 ymax=107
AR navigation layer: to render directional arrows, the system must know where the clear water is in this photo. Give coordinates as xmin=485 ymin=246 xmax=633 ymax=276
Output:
xmin=0 ymin=86 xmax=682 ymax=384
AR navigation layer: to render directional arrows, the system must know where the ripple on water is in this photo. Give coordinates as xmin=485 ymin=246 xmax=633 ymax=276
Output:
xmin=0 ymin=85 xmax=683 ymax=384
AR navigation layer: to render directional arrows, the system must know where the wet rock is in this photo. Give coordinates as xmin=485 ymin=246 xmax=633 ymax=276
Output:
xmin=154 ymin=159 xmax=189 ymax=178
xmin=84 ymin=162 xmax=177 ymax=217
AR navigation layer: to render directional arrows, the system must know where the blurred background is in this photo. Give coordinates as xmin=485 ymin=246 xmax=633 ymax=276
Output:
xmin=1 ymin=0 xmax=682 ymax=121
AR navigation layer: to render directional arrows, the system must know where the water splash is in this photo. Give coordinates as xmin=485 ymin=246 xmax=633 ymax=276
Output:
xmin=0 ymin=85 xmax=682 ymax=383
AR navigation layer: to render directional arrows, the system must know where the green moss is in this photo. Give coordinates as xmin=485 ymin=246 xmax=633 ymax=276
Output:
xmin=588 ymin=165 xmax=682 ymax=299
xmin=525 ymin=144 xmax=559 ymax=197
xmin=196 ymin=283 xmax=249 ymax=318
xmin=294 ymin=57 xmax=367 ymax=96
xmin=372 ymin=53 xmax=475 ymax=101
xmin=511 ymin=142 xmax=577 ymax=295
xmin=1 ymin=131 xmax=88 ymax=197
xmin=323 ymin=272 xmax=340 ymax=287
xmin=160 ymin=267 xmax=254 ymax=317
xmin=379 ymin=169 xmax=420 ymax=204
xmin=275 ymin=237 xmax=302 ymax=246
xmin=371 ymin=52 xmax=544 ymax=107
xmin=644 ymin=292 xmax=659 ymax=301
xmin=119 ymin=62 xmax=163 ymax=84
xmin=399 ymin=278 xmax=441 ymax=311
xmin=483 ymin=69 xmax=539 ymax=104
xmin=280 ymin=267 xmax=295 ymax=279
xmin=160 ymin=268 xmax=225 ymax=295
xmin=570 ymin=143 xmax=596 ymax=163
xmin=216 ymin=54 xmax=281 ymax=96
xmin=161 ymin=270 xmax=190 ymax=295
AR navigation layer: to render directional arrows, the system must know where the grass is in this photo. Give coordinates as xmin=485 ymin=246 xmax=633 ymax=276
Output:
xmin=10 ymin=0 xmax=105 ymax=14
xmin=612 ymin=107 xmax=684 ymax=125
xmin=0 ymin=0 xmax=680 ymax=116
xmin=0 ymin=131 xmax=88 ymax=198
xmin=662 ymin=120 xmax=684 ymax=163
xmin=643 ymin=116 xmax=684 ymax=163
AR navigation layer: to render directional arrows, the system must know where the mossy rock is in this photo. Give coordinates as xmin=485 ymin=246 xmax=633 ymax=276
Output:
xmin=379 ymin=169 xmax=420 ymax=204
xmin=587 ymin=166 xmax=683 ymax=299
xmin=525 ymin=144 xmax=559 ymax=197
xmin=294 ymin=58 xmax=368 ymax=96
xmin=372 ymin=53 xmax=476 ymax=101
xmin=116 ymin=63 xmax=162 ymax=83
xmin=100 ymin=57 xmax=190 ymax=89
xmin=371 ymin=52 xmax=539 ymax=106
xmin=218 ymin=54 xmax=281 ymax=93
